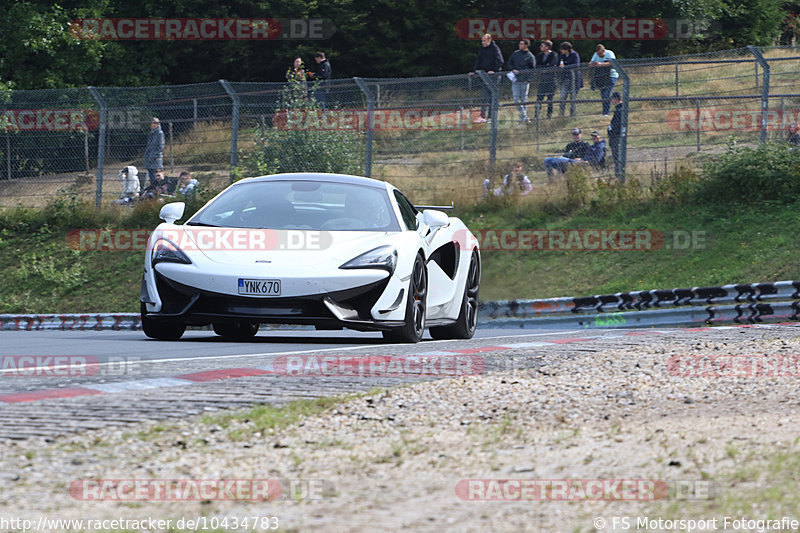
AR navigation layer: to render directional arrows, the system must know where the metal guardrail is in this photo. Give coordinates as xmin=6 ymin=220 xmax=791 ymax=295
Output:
xmin=3 ymin=281 xmax=800 ymax=331
xmin=479 ymin=280 xmax=800 ymax=329
xmin=0 ymin=313 xmax=141 ymax=331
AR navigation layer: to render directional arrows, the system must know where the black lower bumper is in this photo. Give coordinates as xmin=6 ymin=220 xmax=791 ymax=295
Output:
xmin=143 ymin=272 xmax=399 ymax=330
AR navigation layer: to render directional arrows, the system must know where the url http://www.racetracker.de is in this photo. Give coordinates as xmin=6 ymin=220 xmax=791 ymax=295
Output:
xmin=0 ymin=515 xmax=280 ymax=532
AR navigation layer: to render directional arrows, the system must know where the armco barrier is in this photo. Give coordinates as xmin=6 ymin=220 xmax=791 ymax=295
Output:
xmin=0 ymin=313 xmax=140 ymax=331
xmin=3 ymin=281 xmax=799 ymax=331
xmin=478 ymin=280 xmax=800 ymax=329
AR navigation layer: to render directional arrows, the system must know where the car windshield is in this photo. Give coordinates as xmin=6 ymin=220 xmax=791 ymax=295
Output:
xmin=187 ymin=180 xmax=402 ymax=231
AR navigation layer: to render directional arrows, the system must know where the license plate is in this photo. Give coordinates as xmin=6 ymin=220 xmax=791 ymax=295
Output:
xmin=238 ymin=278 xmax=281 ymax=296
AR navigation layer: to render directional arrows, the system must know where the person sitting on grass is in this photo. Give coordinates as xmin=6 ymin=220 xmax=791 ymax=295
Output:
xmin=483 ymin=162 xmax=533 ymax=197
xmin=112 ymin=165 xmax=140 ymax=205
xmin=140 ymin=169 xmax=175 ymax=200
xmin=586 ymin=131 xmax=607 ymax=169
xmin=176 ymin=171 xmax=199 ymax=199
xmin=544 ymin=128 xmax=590 ymax=179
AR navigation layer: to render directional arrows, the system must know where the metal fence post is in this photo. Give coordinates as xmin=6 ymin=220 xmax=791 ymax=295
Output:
xmin=609 ymin=59 xmax=629 ymax=183
xmin=219 ymin=79 xmax=239 ymax=181
xmin=675 ymin=63 xmax=679 ymax=97
xmin=695 ymin=99 xmax=701 ymax=152
xmin=353 ymin=77 xmax=374 ymax=177
xmin=88 ymin=86 xmax=106 ymax=209
xmin=748 ymin=46 xmax=770 ymax=145
xmin=477 ymin=71 xmax=499 ymax=176
xmin=5 ymin=132 xmax=10 ymax=180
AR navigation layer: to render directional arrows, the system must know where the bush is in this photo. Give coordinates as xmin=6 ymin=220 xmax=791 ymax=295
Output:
xmin=696 ymin=141 xmax=800 ymax=204
xmin=239 ymin=91 xmax=365 ymax=178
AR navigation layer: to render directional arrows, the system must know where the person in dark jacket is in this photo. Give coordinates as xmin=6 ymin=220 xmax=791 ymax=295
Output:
xmin=309 ymin=51 xmax=331 ymax=109
xmin=558 ymin=42 xmax=583 ymax=117
xmin=535 ymin=40 xmax=559 ymax=120
xmin=507 ymin=39 xmax=535 ymax=122
xmin=587 ymin=131 xmax=607 ymax=169
xmin=471 ymin=33 xmax=504 ymax=123
xmin=607 ymin=92 xmax=624 ymax=180
xmin=544 ymin=128 xmax=590 ymax=178
xmin=143 ymin=117 xmax=165 ymax=187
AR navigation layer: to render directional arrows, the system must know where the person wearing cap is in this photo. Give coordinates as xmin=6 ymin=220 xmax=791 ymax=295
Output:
xmin=144 ymin=117 xmax=165 ymax=187
xmin=586 ymin=131 xmax=607 ymax=169
xmin=544 ymin=128 xmax=590 ymax=179
xmin=607 ymin=92 xmax=624 ymax=178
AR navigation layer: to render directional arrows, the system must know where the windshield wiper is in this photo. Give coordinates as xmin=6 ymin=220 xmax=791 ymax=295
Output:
xmin=185 ymin=221 xmax=220 ymax=227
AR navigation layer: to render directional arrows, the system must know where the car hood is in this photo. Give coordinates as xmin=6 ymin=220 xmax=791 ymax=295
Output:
xmin=157 ymin=226 xmax=400 ymax=267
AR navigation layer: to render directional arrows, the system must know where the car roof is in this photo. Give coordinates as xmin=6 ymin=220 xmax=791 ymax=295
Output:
xmin=239 ymin=172 xmax=390 ymax=190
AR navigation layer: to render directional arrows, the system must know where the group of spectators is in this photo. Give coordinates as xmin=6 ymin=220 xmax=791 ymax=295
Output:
xmin=284 ymin=52 xmax=332 ymax=107
xmin=472 ymin=34 xmax=619 ymax=122
xmin=113 ymin=117 xmax=198 ymax=205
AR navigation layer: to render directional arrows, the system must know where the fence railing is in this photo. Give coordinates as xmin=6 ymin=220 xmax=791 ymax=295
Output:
xmin=1 ymin=45 xmax=799 ymax=207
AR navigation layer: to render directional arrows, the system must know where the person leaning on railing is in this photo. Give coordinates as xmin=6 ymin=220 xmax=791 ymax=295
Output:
xmin=589 ymin=44 xmax=619 ymax=116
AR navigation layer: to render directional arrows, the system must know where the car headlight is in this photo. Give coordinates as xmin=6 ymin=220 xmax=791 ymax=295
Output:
xmin=340 ymin=245 xmax=397 ymax=274
xmin=151 ymin=238 xmax=191 ymax=266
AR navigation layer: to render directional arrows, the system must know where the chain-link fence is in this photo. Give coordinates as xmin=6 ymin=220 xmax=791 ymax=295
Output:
xmin=2 ymin=45 xmax=799 ymax=208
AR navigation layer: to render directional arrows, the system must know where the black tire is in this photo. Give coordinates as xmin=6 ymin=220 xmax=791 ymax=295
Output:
xmin=141 ymin=303 xmax=186 ymax=340
xmin=213 ymin=321 xmax=260 ymax=340
xmin=430 ymin=250 xmax=480 ymax=340
xmin=382 ymin=254 xmax=427 ymax=343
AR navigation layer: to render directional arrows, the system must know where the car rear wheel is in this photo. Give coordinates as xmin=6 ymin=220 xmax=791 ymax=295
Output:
xmin=430 ymin=250 xmax=480 ymax=340
xmin=383 ymin=254 xmax=427 ymax=343
xmin=141 ymin=303 xmax=186 ymax=340
xmin=213 ymin=321 xmax=260 ymax=340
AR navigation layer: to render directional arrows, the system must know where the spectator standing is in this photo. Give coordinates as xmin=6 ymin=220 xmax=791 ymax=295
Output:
xmin=607 ymin=92 xmax=624 ymax=179
xmin=544 ymin=128 xmax=590 ymax=178
xmin=590 ymin=44 xmax=619 ymax=116
xmin=285 ymin=56 xmax=309 ymax=101
xmin=586 ymin=131 xmax=607 ymax=169
xmin=144 ymin=117 xmax=165 ymax=187
xmin=535 ymin=40 xmax=559 ymax=120
xmin=471 ymin=33 xmax=504 ymax=123
xmin=177 ymin=171 xmax=199 ymax=199
xmin=506 ymin=39 xmax=535 ymax=122
xmin=309 ymin=52 xmax=331 ymax=108
xmin=558 ymin=42 xmax=583 ymax=117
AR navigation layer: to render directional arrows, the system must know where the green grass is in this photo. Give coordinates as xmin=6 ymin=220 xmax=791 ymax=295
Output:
xmin=200 ymin=396 xmax=347 ymax=440
xmin=466 ymin=200 xmax=800 ymax=301
xmin=1 ymin=191 xmax=800 ymax=312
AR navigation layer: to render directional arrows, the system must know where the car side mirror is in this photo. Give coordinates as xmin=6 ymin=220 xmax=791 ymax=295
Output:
xmin=159 ymin=202 xmax=185 ymax=224
xmin=422 ymin=209 xmax=449 ymax=229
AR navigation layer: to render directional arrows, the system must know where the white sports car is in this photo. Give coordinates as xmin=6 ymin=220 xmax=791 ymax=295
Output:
xmin=140 ymin=173 xmax=480 ymax=342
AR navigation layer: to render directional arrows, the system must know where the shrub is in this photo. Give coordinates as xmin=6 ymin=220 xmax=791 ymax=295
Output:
xmin=239 ymin=92 xmax=365 ymax=178
xmin=696 ymin=141 xmax=800 ymax=204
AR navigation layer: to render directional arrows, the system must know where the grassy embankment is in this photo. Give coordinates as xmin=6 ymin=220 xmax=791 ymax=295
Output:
xmin=1 ymin=158 xmax=799 ymax=314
